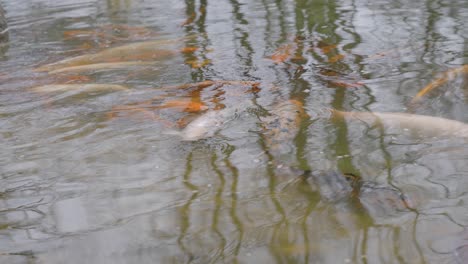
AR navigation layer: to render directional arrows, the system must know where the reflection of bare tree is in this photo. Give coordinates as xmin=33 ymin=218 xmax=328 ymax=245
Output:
xmin=105 ymin=0 xmax=132 ymax=15
xmin=0 ymin=4 xmax=8 ymax=40
xmin=0 ymin=4 xmax=8 ymax=57
xmin=229 ymin=0 xmax=255 ymax=79
xmin=264 ymin=151 xmax=290 ymax=264
xmin=210 ymin=152 xmax=227 ymax=262
xmin=176 ymin=152 xmax=199 ymax=261
xmin=182 ymin=0 xmax=214 ymax=81
xmin=223 ymin=145 xmax=244 ymax=264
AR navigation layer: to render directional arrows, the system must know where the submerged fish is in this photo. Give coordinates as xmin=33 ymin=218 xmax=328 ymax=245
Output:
xmin=357 ymin=181 xmax=411 ymax=218
xmin=30 ymin=84 xmax=128 ymax=93
xmin=48 ymin=61 xmax=158 ymax=74
xmin=306 ymin=171 xmax=354 ymax=202
xmin=261 ymin=99 xmax=306 ymax=153
xmin=167 ymin=106 xmax=242 ymax=141
xmin=36 ymin=39 xmax=178 ymax=72
xmin=306 ymin=171 xmax=411 ymax=218
xmin=333 ymin=110 xmax=468 ymax=138
xmin=411 ymin=65 xmax=468 ymax=103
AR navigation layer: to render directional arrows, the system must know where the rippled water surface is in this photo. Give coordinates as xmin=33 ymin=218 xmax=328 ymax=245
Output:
xmin=1 ymin=0 xmax=468 ymax=263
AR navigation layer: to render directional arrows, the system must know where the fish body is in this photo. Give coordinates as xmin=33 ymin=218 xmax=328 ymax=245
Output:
xmin=334 ymin=110 xmax=468 ymax=138
xmin=261 ymin=99 xmax=306 ymax=153
xmin=49 ymin=61 xmax=157 ymax=74
xmin=170 ymin=106 xmax=241 ymax=141
xmin=306 ymin=171 xmax=354 ymax=202
xmin=358 ymin=181 xmax=411 ymax=218
xmin=259 ymin=100 xmax=307 ymax=175
xmin=31 ymin=84 xmax=128 ymax=93
xmin=412 ymin=65 xmax=468 ymax=103
xmin=307 ymin=171 xmax=411 ymax=218
xmin=36 ymin=40 xmax=177 ymax=72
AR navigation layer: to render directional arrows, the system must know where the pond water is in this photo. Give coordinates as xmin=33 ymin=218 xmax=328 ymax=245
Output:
xmin=1 ymin=0 xmax=468 ymax=263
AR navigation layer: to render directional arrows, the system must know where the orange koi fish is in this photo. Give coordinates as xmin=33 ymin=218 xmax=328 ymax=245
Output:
xmin=411 ymin=65 xmax=468 ymax=103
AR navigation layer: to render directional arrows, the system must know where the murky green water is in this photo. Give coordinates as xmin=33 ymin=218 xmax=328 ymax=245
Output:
xmin=1 ymin=0 xmax=468 ymax=263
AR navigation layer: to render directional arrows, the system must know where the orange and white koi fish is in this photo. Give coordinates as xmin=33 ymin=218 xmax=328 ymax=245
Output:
xmin=166 ymin=106 xmax=243 ymax=141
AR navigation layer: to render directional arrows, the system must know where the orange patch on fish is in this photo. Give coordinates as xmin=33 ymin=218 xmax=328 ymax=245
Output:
xmin=180 ymin=47 xmax=199 ymax=54
xmin=288 ymin=99 xmax=304 ymax=108
xmin=270 ymin=44 xmax=295 ymax=64
xmin=327 ymin=80 xmax=364 ymax=88
xmin=412 ymin=65 xmax=468 ymax=103
xmin=245 ymin=82 xmax=261 ymax=94
xmin=181 ymin=13 xmax=196 ymax=27
xmin=176 ymin=116 xmax=192 ymax=128
xmin=328 ymin=54 xmax=345 ymax=63
xmin=103 ymin=24 xmax=157 ymax=37
xmin=315 ymin=40 xmax=337 ymax=53
xmin=185 ymin=59 xmax=211 ymax=68
xmin=321 ymin=45 xmax=337 ymax=54
xmin=79 ymin=42 xmax=94 ymax=50
xmin=60 ymin=75 xmax=93 ymax=84
xmin=261 ymin=99 xmax=307 ymax=152
xmin=110 ymin=49 xmax=176 ymax=62
xmin=160 ymin=100 xmax=208 ymax=113
xmin=318 ymin=68 xmax=341 ymax=77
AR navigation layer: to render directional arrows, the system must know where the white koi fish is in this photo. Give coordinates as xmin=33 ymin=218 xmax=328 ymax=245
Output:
xmin=333 ymin=110 xmax=468 ymax=138
xmin=167 ymin=106 xmax=243 ymax=141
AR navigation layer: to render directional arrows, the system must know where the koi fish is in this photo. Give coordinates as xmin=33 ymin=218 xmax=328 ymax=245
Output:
xmin=159 ymin=100 xmax=208 ymax=113
xmin=156 ymin=80 xmax=260 ymax=91
xmin=36 ymin=39 xmax=178 ymax=72
xmin=306 ymin=171 xmax=411 ymax=218
xmin=257 ymin=100 xmax=308 ymax=176
xmin=166 ymin=106 xmax=243 ymax=141
xmin=358 ymin=181 xmax=412 ymax=219
xmin=411 ymin=65 xmax=468 ymax=103
xmin=306 ymin=171 xmax=354 ymax=202
xmin=270 ymin=44 xmax=295 ymax=64
xmin=260 ymin=99 xmax=306 ymax=153
xmin=48 ymin=61 xmax=158 ymax=74
xmin=30 ymin=84 xmax=128 ymax=93
xmin=333 ymin=110 xmax=468 ymax=138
